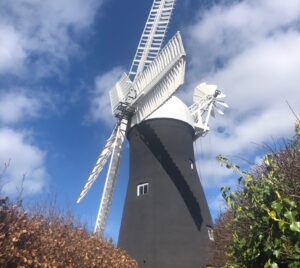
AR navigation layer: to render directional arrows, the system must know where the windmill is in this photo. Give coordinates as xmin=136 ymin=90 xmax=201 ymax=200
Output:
xmin=77 ymin=0 xmax=183 ymax=235
xmin=77 ymin=0 xmax=228 ymax=266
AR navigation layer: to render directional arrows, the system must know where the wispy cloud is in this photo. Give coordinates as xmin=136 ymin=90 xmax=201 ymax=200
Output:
xmin=0 ymin=0 xmax=104 ymax=77
xmin=0 ymin=90 xmax=42 ymax=124
xmin=0 ymin=88 xmax=60 ymax=198
xmin=0 ymin=128 xmax=47 ymax=197
xmin=184 ymin=0 xmax=300 ymax=192
xmin=186 ymin=0 xmax=300 ymax=77
xmin=0 ymin=25 xmax=26 ymax=74
xmin=0 ymin=0 xmax=105 ymax=198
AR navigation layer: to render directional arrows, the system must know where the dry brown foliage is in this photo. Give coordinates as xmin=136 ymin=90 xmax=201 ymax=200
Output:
xmin=0 ymin=198 xmax=138 ymax=268
xmin=207 ymin=210 xmax=233 ymax=268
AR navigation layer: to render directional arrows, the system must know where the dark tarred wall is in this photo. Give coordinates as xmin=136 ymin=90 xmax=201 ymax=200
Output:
xmin=118 ymin=118 xmax=213 ymax=268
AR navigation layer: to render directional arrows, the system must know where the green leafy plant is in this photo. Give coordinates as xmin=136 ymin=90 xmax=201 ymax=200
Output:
xmin=216 ymin=124 xmax=300 ymax=268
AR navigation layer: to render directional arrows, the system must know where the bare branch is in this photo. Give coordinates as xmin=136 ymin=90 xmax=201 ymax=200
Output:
xmin=286 ymin=100 xmax=300 ymax=123
xmin=0 ymin=159 xmax=11 ymax=195
xmin=16 ymin=173 xmax=26 ymax=207
xmin=0 ymin=159 xmax=10 ymax=178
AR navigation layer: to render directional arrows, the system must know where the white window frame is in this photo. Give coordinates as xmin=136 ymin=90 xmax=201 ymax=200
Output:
xmin=137 ymin=182 xmax=149 ymax=196
xmin=207 ymin=227 xmax=214 ymax=241
xmin=189 ymin=159 xmax=194 ymax=170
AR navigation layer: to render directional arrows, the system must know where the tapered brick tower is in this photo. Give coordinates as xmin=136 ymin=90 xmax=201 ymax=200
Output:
xmin=118 ymin=97 xmax=213 ymax=268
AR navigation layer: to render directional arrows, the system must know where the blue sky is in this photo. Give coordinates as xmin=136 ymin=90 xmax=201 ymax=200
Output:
xmin=1 ymin=0 xmax=300 ymax=244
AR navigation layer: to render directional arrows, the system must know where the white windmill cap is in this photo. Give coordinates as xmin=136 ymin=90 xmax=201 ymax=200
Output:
xmin=131 ymin=96 xmax=194 ymax=128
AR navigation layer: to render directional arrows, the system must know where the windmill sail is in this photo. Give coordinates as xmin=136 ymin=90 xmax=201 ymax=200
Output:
xmin=132 ymin=58 xmax=185 ymax=125
xmin=129 ymin=0 xmax=176 ymax=80
xmin=131 ymin=32 xmax=186 ymax=123
xmin=94 ymin=120 xmax=127 ymax=235
xmin=132 ymin=32 xmax=185 ymax=103
xmin=109 ymin=73 xmax=133 ymax=116
xmin=77 ymin=125 xmax=119 ymax=204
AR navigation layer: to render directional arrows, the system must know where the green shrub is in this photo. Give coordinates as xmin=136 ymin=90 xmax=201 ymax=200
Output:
xmin=215 ymin=125 xmax=300 ymax=268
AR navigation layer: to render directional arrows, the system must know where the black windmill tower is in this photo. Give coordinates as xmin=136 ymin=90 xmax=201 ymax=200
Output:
xmin=77 ymin=0 xmax=228 ymax=267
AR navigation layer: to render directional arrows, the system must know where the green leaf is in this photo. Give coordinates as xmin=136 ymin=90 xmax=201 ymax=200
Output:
xmin=264 ymin=260 xmax=279 ymax=268
xmin=271 ymin=262 xmax=279 ymax=268
xmin=283 ymin=198 xmax=296 ymax=208
xmin=216 ymin=155 xmax=227 ymax=163
xmin=274 ymin=190 xmax=281 ymax=199
xmin=264 ymin=155 xmax=272 ymax=166
xmin=264 ymin=259 xmax=272 ymax=268
xmin=290 ymin=222 xmax=300 ymax=233
xmin=226 ymin=163 xmax=233 ymax=169
xmin=278 ymin=220 xmax=286 ymax=230
xmin=273 ymin=249 xmax=280 ymax=258
xmin=284 ymin=210 xmax=295 ymax=222
xmin=271 ymin=201 xmax=283 ymax=214
xmin=245 ymin=175 xmax=253 ymax=184
xmin=295 ymin=122 xmax=300 ymax=137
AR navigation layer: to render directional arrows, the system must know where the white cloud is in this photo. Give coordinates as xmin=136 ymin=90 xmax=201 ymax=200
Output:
xmin=210 ymin=31 xmax=300 ymax=114
xmin=0 ymin=127 xmax=47 ymax=197
xmin=0 ymin=89 xmax=58 ymax=198
xmin=198 ymin=105 xmax=295 ymax=158
xmin=186 ymin=0 xmax=300 ymax=76
xmin=0 ymin=25 xmax=26 ymax=73
xmin=0 ymin=90 xmax=42 ymax=124
xmin=88 ymin=67 xmax=124 ymax=126
xmin=0 ymin=0 xmax=104 ymax=76
xmin=184 ymin=0 xmax=300 ymax=191
xmin=0 ymin=0 xmax=105 ymax=199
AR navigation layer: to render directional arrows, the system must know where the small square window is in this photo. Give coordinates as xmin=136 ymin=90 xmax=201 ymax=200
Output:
xmin=137 ymin=183 xmax=149 ymax=196
xmin=207 ymin=227 xmax=214 ymax=241
xmin=189 ymin=159 xmax=194 ymax=170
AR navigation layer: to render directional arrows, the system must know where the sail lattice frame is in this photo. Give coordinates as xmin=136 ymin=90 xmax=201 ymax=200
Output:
xmin=129 ymin=0 xmax=176 ymax=80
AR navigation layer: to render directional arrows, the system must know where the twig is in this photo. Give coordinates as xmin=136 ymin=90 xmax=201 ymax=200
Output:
xmin=0 ymin=159 xmax=11 ymax=194
xmin=0 ymin=159 xmax=10 ymax=178
xmin=16 ymin=174 xmax=26 ymax=208
xmin=286 ymin=100 xmax=300 ymax=123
